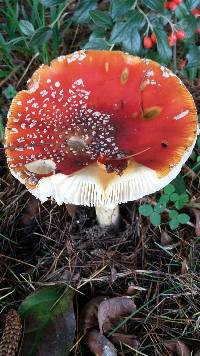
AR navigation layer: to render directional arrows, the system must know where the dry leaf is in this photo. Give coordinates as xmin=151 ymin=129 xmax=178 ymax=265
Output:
xmin=164 ymin=340 xmax=191 ymax=356
xmin=98 ymin=296 xmax=136 ymax=334
xmin=161 ymin=231 xmax=173 ymax=246
xmin=191 ymin=209 xmax=200 ymax=236
xmin=79 ymin=296 xmax=105 ymax=334
xmin=85 ymin=329 xmax=117 ymax=356
xmin=111 ymin=333 xmax=140 ymax=349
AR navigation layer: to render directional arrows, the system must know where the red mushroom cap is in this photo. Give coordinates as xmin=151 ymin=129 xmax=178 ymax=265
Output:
xmin=5 ymin=50 xmax=197 ymax=206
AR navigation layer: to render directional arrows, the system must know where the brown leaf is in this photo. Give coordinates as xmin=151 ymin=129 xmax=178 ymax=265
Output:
xmin=161 ymin=231 xmax=173 ymax=246
xmin=79 ymin=296 xmax=105 ymax=334
xmin=85 ymin=329 xmax=117 ymax=356
xmin=191 ymin=209 xmax=200 ymax=236
xmin=98 ymin=296 xmax=136 ymax=334
xmin=164 ymin=340 xmax=191 ymax=356
xmin=111 ymin=333 xmax=140 ymax=349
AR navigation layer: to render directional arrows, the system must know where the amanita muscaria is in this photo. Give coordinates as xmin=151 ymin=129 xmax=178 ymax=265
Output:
xmin=5 ymin=50 xmax=198 ymax=226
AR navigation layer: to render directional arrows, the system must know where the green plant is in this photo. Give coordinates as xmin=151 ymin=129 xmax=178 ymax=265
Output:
xmin=139 ymin=183 xmax=190 ymax=229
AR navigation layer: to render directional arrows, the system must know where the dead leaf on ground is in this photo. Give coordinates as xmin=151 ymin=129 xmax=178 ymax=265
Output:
xmin=164 ymin=340 xmax=191 ymax=356
xmin=98 ymin=296 xmax=136 ymax=334
xmin=111 ymin=333 xmax=140 ymax=349
xmin=79 ymin=296 xmax=105 ymax=334
xmin=85 ymin=329 xmax=117 ymax=356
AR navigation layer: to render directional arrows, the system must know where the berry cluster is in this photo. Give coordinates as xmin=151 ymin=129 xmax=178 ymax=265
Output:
xmin=143 ymin=29 xmax=185 ymax=49
xmin=164 ymin=0 xmax=182 ymax=10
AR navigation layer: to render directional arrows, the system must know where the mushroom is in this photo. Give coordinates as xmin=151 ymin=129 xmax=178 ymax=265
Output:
xmin=5 ymin=50 xmax=198 ymax=227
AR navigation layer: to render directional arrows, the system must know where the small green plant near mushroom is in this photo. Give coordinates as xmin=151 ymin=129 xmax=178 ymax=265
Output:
xmin=139 ymin=183 xmax=190 ymax=229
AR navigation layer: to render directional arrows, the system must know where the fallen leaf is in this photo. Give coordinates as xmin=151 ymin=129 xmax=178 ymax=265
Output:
xmin=161 ymin=231 xmax=173 ymax=246
xmin=111 ymin=333 xmax=140 ymax=349
xmin=98 ymin=296 xmax=136 ymax=334
xmin=19 ymin=285 xmax=75 ymax=356
xmin=79 ymin=296 xmax=105 ymax=334
xmin=85 ymin=329 xmax=117 ymax=356
xmin=164 ymin=340 xmax=191 ymax=356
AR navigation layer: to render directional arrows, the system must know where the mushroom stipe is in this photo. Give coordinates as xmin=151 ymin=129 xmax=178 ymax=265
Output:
xmin=5 ymin=50 xmax=198 ymax=227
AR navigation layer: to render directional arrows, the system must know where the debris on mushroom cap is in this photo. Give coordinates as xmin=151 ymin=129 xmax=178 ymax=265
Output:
xmin=5 ymin=50 xmax=198 ymax=207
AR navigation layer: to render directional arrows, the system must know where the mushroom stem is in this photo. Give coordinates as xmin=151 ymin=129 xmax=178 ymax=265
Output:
xmin=95 ymin=204 xmax=120 ymax=227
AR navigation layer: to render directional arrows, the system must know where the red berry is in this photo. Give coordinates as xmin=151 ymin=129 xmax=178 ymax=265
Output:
xmin=191 ymin=8 xmax=200 ymax=17
xmin=166 ymin=1 xmax=178 ymax=10
xmin=143 ymin=36 xmax=153 ymax=49
xmin=168 ymin=33 xmax=177 ymax=46
xmin=164 ymin=2 xmax=170 ymax=9
xmin=173 ymin=0 xmax=182 ymax=4
xmin=176 ymin=29 xmax=186 ymax=40
xmin=151 ymin=33 xmax=157 ymax=44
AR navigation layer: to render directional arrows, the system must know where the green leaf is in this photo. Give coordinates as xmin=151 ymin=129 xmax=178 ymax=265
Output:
xmin=110 ymin=12 xmax=144 ymax=54
xmin=164 ymin=184 xmax=175 ymax=195
xmin=171 ymin=174 xmax=186 ymax=194
xmin=144 ymin=0 xmax=165 ymax=13
xmin=159 ymin=194 xmax=170 ymax=204
xmin=19 ymin=285 xmax=75 ymax=356
xmin=150 ymin=212 xmax=161 ymax=226
xmin=175 ymin=193 xmax=189 ymax=209
xmin=122 ymin=30 xmax=141 ymax=54
xmin=40 ymin=0 xmax=65 ymax=6
xmin=154 ymin=203 xmax=166 ymax=213
xmin=29 ymin=27 xmax=53 ymax=47
xmin=170 ymin=193 xmax=179 ymax=202
xmin=178 ymin=15 xmax=197 ymax=38
xmin=177 ymin=213 xmax=190 ymax=224
xmin=126 ymin=10 xmax=146 ymax=29
xmin=186 ymin=45 xmax=200 ymax=69
xmin=186 ymin=0 xmax=200 ymax=8
xmin=154 ymin=28 xmax=172 ymax=64
xmin=169 ymin=219 xmax=179 ymax=230
xmin=3 ymin=84 xmax=16 ymax=100
xmin=168 ymin=210 xmax=179 ymax=219
xmin=139 ymin=204 xmax=153 ymax=216
xmin=73 ymin=0 xmax=97 ymax=23
xmin=83 ymin=37 xmax=111 ymax=50
xmin=111 ymin=0 xmax=135 ymax=20
xmin=89 ymin=10 xmax=113 ymax=28
xmin=19 ymin=20 xmax=35 ymax=37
